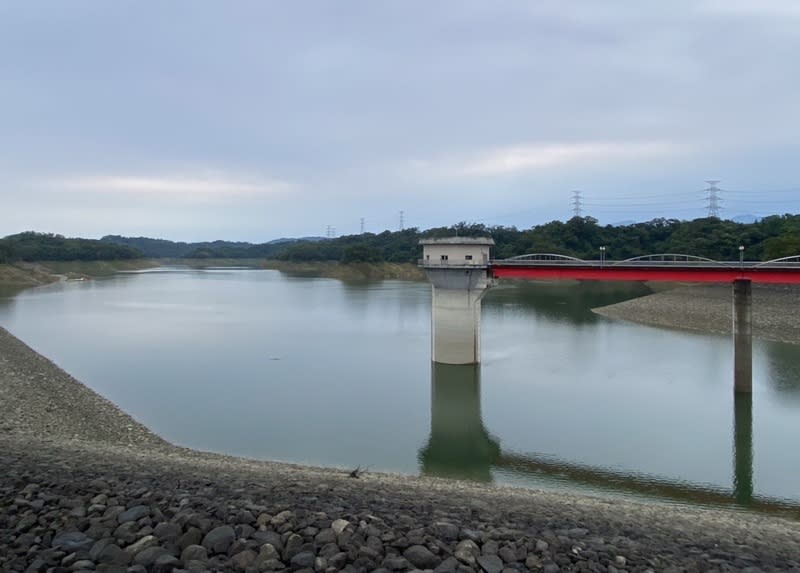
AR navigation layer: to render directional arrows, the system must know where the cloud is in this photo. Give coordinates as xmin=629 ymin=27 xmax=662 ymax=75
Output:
xmin=47 ymin=172 xmax=296 ymax=197
xmin=409 ymin=141 xmax=691 ymax=180
xmin=700 ymin=0 xmax=800 ymax=18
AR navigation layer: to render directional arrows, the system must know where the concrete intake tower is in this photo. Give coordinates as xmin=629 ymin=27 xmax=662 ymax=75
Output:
xmin=419 ymin=237 xmax=495 ymax=364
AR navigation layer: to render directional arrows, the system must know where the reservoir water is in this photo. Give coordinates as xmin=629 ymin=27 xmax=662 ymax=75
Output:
xmin=1 ymin=268 xmax=799 ymax=514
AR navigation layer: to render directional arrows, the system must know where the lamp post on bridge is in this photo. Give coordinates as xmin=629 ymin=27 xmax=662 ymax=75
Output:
xmin=739 ymin=245 xmax=744 ymax=268
xmin=599 ymin=246 xmax=606 ymax=268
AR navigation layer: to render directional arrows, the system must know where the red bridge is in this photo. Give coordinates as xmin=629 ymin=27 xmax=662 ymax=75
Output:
xmin=489 ymin=253 xmax=800 ymax=284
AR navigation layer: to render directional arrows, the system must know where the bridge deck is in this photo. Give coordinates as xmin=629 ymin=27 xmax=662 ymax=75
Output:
xmin=489 ymin=261 xmax=800 ymax=284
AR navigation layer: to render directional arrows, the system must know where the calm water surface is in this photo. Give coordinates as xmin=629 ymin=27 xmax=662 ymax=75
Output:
xmin=1 ymin=268 xmax=798 ymax=514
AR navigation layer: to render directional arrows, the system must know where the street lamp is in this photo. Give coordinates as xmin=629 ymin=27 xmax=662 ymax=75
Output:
xmin=739 ymin=245 xmax=745 ymax=268
xmin=600 ymin=246 xmax=606 ymax=268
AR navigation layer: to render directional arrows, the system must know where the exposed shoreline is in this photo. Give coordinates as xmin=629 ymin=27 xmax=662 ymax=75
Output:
xmin=2 ymin=327 xmax=800 ymax=571
xmin=592 ymin=283 xmax=800 ymax=345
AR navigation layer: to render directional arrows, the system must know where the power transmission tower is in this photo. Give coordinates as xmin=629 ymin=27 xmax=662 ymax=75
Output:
xmin=325 ymin=225 xmax=336 ymax=238
xmin=360 ymin=217 xmax=365 ymax=234
xmin=399 ymin=210 xmax=405 ymax=231
xmin=704 ymin=180 xmax=722 ymax=218
xmin=570 ymin=190 xmax=583 ymax=218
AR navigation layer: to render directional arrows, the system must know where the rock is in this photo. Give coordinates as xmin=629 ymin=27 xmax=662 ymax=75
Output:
xmin=257 ymin=558 xmax=286 ymax=571
xmin=434 ymin=556 xmax=459 ymax=573
xmin=384 ymin=556 xmax=411 ymax=570
xmin=89 ymin=538 xmax=116 ymax=561
xmin=117 ymin=505 xmax=150 ymax=524
xmin=96 ymin=543 xmax=131 ymax=566
xmin=283 ymin=533 xmax=303 ymax=561
xmin=329 ymin=552 xmax=348 ymax=569
xmin=331 ymin=519 xmax=350 ymax=535
xmin=256 ymin=543 xmax=280 ymax=562
xmin=231 ymin=549 xmax=257 ymax=570
xmin=181 ymin=544 xmax=208 ymax=562
xmin=482 ymin=540 xmax=499 ymax=556
xmin=133 ymin=546 xmax=171 ymax=568
xmin=152 ymin=553 xmax=180 ymax=573
xmin=71 ymin=559 xmax=96 ymax=570
xmin=535 ymin=540 xmax=549 ymax=553
xmin=201 ymin=525 xmax=235 ymax=554
xmin=153 ymin=522 xmax=182 ymax=540
xmin=291 ymin=551 xmax=316 ymax=569
xmin=455 ymin=540 xmax=481 ymax=565
xmin=477 ymin=554 xmax=504 ymax=573
xmin=125 ymin=535 xmax=158 ymax=555
xmin=112 ymin=522 xmax=138 ymax=545
xmin=615 ymin=555 xmax=627 ymax=566
xmin=542 ymin=563 xmax=559 ymax=573
xmin=52 ymin=532 xmax=95 ymax=553
xmin=177 ymin=527 xmax=202 ymax=551
xmin=314 ymin=528 xmax=337 ymax=545
xmin=403 ymin=545 xmax=439 ymax=569
xmin=270 ymin=510 xmax=294 ymax=526
xmin=497 ymin=546 xmax=517 ymax=564
xmin=433 ymin=521 xmax=459 ymax=540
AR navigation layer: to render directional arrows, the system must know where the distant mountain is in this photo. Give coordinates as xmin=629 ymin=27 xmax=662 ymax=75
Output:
xmin=267 ymin=236 xmax=326 ymax=244
xmin=100 ymin=235 xmax=306 ymax=259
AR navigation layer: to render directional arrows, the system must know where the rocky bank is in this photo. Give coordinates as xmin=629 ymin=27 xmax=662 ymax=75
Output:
xmin=593 ymin=284 xmax=800 ymax=345
xmin=2 ymin=326 xmax=800 ymax=572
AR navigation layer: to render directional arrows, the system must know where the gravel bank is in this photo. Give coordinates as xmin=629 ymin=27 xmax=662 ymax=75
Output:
xmin=592 ymin=284 xmax=800 ymax=344
xmin=2 ymin=326 xmax=800 ymax=572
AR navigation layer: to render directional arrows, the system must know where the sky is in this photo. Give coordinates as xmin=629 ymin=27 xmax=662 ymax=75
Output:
xmin=1 ymin=1 xmax=799 ymax=242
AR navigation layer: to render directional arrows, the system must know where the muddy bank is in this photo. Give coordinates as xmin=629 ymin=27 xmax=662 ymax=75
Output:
xmin=593 ymin=284 xmax=800 ymax=344
xmin=261 ymin=261 xmax=426 ymax=282
xmin=0 ymin=260 xmax=158 ymax=290
xmin=2 ymin=326 xmax=800 ymax=571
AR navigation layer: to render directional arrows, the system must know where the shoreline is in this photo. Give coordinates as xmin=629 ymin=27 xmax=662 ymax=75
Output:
xmin=2 ymin=327 xmax=800 ymax=570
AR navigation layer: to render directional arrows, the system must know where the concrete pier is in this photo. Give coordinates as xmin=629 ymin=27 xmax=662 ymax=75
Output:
xmin=419 ymin=238 xmax=495 ymax=364
xmin=733 ymin=279 xmax=753 ymax=393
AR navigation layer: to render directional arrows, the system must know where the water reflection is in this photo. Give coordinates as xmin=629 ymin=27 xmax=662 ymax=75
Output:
xmin=764 ymin=341 xmax=800 ymax=401
xmin=733 ymin=393 xmax=753 ymax=505
xmin=484 ymin=281 xmax=653 ymax=324
xmin=418 ymin=363 xmax=500 ymax=481
xmin=421 ymin=363 xmax=798 ymax=516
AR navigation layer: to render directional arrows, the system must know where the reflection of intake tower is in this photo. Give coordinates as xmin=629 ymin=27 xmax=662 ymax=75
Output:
xmin=419 ymin=237 xmax=495 ymax=364
xmin=418 ymin=363 xmax=500 ymax=481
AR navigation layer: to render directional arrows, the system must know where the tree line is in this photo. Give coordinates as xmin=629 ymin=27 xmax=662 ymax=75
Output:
xmin=0 ymin=232 xmax=142 ymax=264
xmin=3 ymin=215 xmax=799 ymax=264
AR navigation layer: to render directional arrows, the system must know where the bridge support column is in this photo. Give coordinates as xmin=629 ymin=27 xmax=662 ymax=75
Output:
xmin=733 ymin=279 xmax=752 ymax=393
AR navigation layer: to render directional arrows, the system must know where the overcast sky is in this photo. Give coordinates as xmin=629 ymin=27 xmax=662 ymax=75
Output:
xmin=1 ymin=1 xmax=799 ymax=241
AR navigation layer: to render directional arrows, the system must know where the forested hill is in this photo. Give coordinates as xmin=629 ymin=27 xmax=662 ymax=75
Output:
xmin=274 ymin=215 xmax=800 ymax=263
xmin=0 ymin=232 xmax=142 ymax=263
xmin=4 ymin=215 xmax=799 ymax=264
